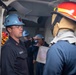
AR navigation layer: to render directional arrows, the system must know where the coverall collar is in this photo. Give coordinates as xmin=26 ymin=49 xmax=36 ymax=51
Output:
xmin=9 ymin=36 xmax=21 ymax=46
xmin=50 ymin=30 xmax=76 ymax=46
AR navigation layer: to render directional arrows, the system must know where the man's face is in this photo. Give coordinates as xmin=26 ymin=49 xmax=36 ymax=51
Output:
xmin=34 ymin=36 xmax=43 ymax=45
xmin=7 ymin=25 xmax=23 ymax=38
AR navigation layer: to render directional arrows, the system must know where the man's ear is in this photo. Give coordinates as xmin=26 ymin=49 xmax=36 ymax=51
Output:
xmin=7 ymin=27 xmax=12 ymax=33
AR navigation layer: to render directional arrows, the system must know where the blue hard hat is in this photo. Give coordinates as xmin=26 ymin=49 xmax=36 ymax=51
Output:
xmin=22 ymin=30 xmax=29 ymax=37
xmin=35 ymin=34 xmax=44 ymax=39
xmin=4 ymin=14 xmax=24 ymax=27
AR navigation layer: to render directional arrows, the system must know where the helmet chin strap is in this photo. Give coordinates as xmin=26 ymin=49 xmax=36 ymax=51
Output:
xmin=51 ymin=13 xmax=63 ymax=35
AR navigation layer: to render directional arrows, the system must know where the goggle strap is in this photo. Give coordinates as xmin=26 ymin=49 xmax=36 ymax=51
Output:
xmin=51 ymin=14 xmax=63 ymax=34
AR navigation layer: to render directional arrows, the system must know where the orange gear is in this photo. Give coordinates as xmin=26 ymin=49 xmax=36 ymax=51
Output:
xmin=1 ymin=32 xmax=8 ymax=46
xmin=53 ymin=1 xmax=76 ymax=21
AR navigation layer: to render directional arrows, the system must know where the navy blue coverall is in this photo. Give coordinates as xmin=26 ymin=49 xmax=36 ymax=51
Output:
xmin=1 ymin=36 xmax=29 ymax=75
xmin=43 ymin=40 xmax=76 ymax=75
xmin=33 ymin=42 xmax=49 ymax=75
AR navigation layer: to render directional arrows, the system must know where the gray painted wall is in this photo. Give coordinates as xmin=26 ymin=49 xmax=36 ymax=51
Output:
xmin=45 ymin=17 xmax=53 ymax=44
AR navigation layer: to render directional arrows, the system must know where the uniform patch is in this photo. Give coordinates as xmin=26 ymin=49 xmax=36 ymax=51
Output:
xmin=19 ymin=51 xmax=24 ymax=54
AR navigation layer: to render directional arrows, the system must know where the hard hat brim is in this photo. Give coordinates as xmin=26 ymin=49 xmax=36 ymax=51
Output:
xmin=4 ymin=23 xmax=25 ymax=27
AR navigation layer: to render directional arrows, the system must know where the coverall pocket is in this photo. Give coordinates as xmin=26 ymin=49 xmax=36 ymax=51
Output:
xmin=17 ymin=51 xmax=27 ymax=59
xmin=14 ymin=52 xmax=28 ymax=70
